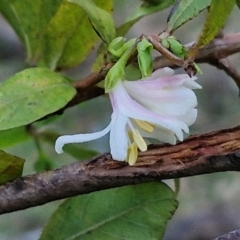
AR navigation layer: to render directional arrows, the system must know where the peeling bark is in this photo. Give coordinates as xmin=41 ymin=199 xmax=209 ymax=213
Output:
xmin=1 ymin=125 xmax=240 ymax=214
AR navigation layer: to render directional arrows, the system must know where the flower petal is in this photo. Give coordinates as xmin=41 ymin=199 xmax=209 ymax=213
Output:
xmin=112 ymin=81 xmax=188 ymax=140
xmin=109 ymin=111 xmax=129 ymax=161
xmin=124 ymin=85 xmax=197 ymax=116
xmin=183 ymin=78 xmax=202 ymax=89
xmin=177 ymin=109 xmax=197 ymax=126
xmin=55 ymin=122 xmax=111 ymax=154
xmin=124 ymin=74 xmax=197 ymax=91
xmin=145 ymin=67 xmax=174 ymax=80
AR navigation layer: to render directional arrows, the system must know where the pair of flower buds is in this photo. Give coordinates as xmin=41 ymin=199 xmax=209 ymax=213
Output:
xmin=55 ymin=37 xmax=201 ymax=165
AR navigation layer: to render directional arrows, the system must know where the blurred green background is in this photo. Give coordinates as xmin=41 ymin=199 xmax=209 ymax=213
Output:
xmin=1 ymin=1 xmax=240 ymax=239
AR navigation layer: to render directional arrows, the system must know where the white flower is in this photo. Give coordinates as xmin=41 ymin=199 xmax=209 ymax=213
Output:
xmin=55 ymin=67 xmax=201 ymax=165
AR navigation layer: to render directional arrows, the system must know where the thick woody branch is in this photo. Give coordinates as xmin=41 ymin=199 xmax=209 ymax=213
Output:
xmin=1 ymin=125 xmax=240 ymax=214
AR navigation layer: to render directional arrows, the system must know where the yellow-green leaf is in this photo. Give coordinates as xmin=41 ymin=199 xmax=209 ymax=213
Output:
xmin=40 ymin=0 xmax=113 ymax=70
xmin=69 ymin=0 xmax=116 ymax=44
xmin=0 ymin=0 xmax=63 ymax=64
xmin=0 ymin=68 xmax=76 ymax=131
xmin=0 ymin=0 xmax=113 ymax=70
xmin=0 ymin=150 xmax=25 ymax=185
xmin=193 ymin=0 xmax=235 ymax=51
xmin=40 ymin=182 xmax=178 ymax=240
xmin=167 ymin=0 xmax=211 ymax=33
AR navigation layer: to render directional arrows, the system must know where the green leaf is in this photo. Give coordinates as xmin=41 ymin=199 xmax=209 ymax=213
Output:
xmin=117 ymin=0 xmax=174 ymax=36
xmin=0 ymin=150 xmax=25 ymax=185
xmin=69 ymin=0 xmax=116 ymax=44
xmin=0 ymin=127 xmax=30 ymax=149
xmin=0 ymin=0 xmax=113 ymax=70
xmin=194 ymin=0 xmax=235 ymax=48
xmin=40 ymin=131 xmax=98 ymax=160
xmin=0 ymin=67 xmax=76 ymax=131
xmin=40 ymin=0 xmax=113 ymax=70
xmin=167 ymin=0 xmax=211 ymax=33
xmin=0 ymin=0 xmax=63 ymax=64
xmin=40 ymin=182 xmax=178 ymax=240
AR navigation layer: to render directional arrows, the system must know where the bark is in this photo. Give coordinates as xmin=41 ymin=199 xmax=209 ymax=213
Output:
xmin=1 ymin=125 xmax=240 ymax=214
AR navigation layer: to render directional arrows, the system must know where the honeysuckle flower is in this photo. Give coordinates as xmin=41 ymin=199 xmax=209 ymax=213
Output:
xmin=55 ymin=67 xmax=201 ymax=165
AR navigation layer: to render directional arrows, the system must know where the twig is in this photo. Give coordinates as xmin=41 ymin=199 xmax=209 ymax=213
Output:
xmin=154 ymin=33 xmax=240 ymax=69
xmin=41 ymin=33 xmax=240 ymax=121
xmin=1 ymin=125 xmax=240 ymax=214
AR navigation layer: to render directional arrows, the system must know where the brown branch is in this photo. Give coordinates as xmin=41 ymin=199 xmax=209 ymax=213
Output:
xmin=1 ymin=125 xmax=240 ymax=214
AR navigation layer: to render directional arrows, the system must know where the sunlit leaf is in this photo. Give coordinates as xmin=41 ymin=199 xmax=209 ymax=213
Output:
xmin=0 ymin=0 xmax=62 ymax=64
xmin=40 ymin=182 xmax=178 ymax=240
xmin=167 ymin=0 xmax=211 ymax=33
xmin=69 ymin=0 xmax=116 ymax=44
xmin=0 ymin=150 xmax=25 ymax=185
xmin=0 ymin=0 xmax=113 ymax=70
xmin=0 ymin=68 xmax=76 ymax=131
xmin=189 ymin=0 xmax=235 ymax=57
xmin=40 ymin=0 xmax=113 ymax=70
xmin=117 ymin=0 xmax=174 ymax=36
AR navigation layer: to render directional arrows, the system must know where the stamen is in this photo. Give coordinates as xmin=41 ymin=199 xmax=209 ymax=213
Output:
xmin=132 ymin=129 xmax=147 ymax=152
xmin=127 ymin=143 xmax=138 ymax=166
xmin=134 ymin=119 xmax=154 ymax=133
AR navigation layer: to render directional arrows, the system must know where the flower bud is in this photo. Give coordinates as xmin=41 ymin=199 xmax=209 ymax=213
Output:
xmin=137 ymin=38 xmax=153 ymax=78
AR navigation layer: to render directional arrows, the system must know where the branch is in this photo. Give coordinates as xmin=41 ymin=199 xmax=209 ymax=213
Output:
xmin=1 ymin=125 xmax=240 ymax=214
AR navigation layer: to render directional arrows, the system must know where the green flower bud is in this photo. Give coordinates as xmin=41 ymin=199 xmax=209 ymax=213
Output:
xmin=137 ymin=38 xmax=153 ymax=78
xmin=161 ymin=38 xmax=170 ymax=49
xmin=105 ymin=41 xmax=136 ymax=91
xmin=108 ymin=38 xmax=136 ymax=58
xmin=160 ymin=36 xmax=188 ymax=59
xmin=108 ymin=37 xmax=126 ymax=58
xmin=167 ymin=37 xmax=184 ymax=55
xmin=105 ymin=62 xmax=125 ymax=92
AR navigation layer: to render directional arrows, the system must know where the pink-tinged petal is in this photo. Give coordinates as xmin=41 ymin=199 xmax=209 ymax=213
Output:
xmin=124 ymin=74 xmax=196 ymax=90
xmin=124 ymin=86 xmax=197 ymax=116
xmin=109 ymin=111 xmax=128 ymax=161
xmin=145 ymin=67 xmax=174 ymax=80
xmin=112 ymin=82 xmax=188 ymax=140
xmin=55 ymin=122 xmax=111 ymax=154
